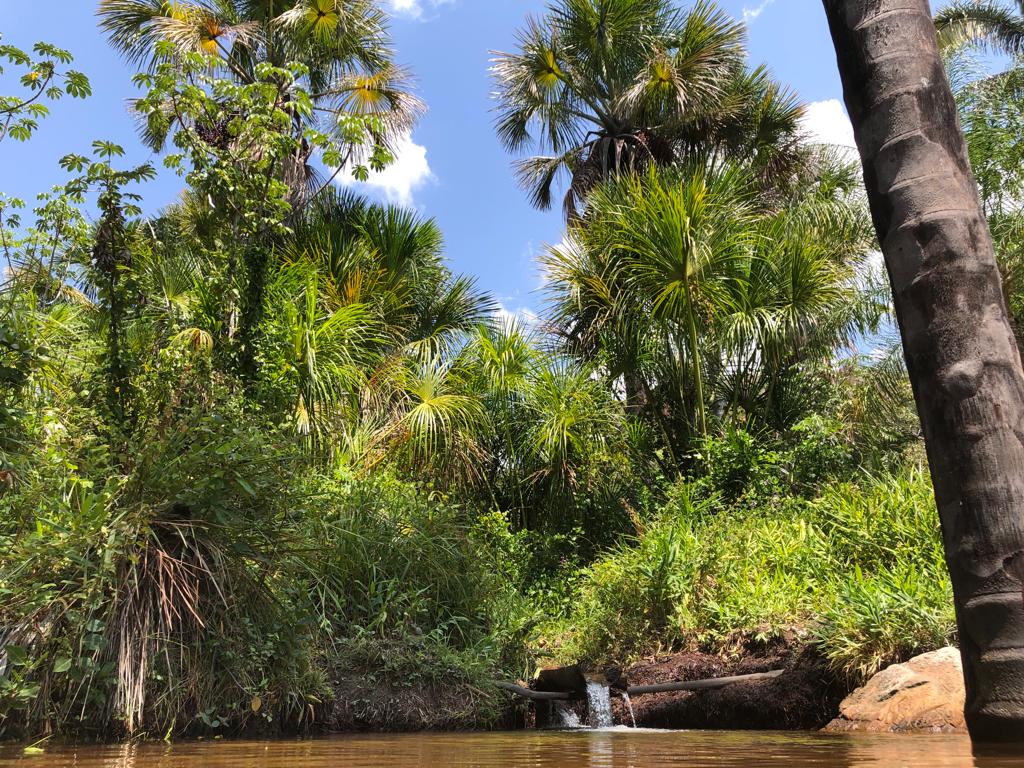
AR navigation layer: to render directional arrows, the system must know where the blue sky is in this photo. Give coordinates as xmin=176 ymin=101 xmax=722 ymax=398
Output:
xmin=0 ymin=0 xmax=855 ymax=321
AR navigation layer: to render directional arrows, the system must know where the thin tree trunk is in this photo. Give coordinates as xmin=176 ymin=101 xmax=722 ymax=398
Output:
xmin=685 ymin=309 xmax=708 ymax=438
xmin=622 ymin=369 xmax=649 ymax=415
xmin=822 ymin=0 xmax=1024 ymax=743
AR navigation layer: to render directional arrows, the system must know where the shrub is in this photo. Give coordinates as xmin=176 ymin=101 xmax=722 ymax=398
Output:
xmin=810 ymin=474 xmax=955 ymax=681
xmin=692 ymin=426 xmax=786 ymax=503
xmin=0 ymin=369 xmax=326 ymax=739
xmin=541 ymin=470 xmax=956 ymax=679
xmin=691 ymin=417 xmax=857 ymax=506
xmin=813 ymin=564 xmax=955 ymax=683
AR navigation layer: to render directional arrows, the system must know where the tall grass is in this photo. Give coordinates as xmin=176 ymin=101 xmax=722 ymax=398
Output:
xmin=299 ymin=475 xmax=530 ymax=684
xmin=541 ymin=470 xmax=956 ymax=682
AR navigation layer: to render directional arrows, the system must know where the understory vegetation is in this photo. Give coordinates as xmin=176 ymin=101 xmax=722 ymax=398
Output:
xmin=0 ymin=0 xmax=1019 ymax=741
xmin=543 ymin=468 xmax=954 ymax=683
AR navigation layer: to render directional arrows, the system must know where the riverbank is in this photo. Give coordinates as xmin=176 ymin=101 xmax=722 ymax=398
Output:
xmin=0 ymin=469 xmax=957 ymax=741
xmin=322 ymin=639 xmax=863 ymax=736
xmin=612 ymin=643 xmax=845 ymax=731
xmin=329 ymin=670 xmax=521 ymax=733
xmin=0 ymin=632 xmax=965 ymax=740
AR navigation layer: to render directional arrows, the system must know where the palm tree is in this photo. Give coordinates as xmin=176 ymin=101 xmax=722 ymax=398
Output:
xmin=261 ymin=189 xmax=493 ymax=465
xmin=936 ymin=0 xmax=1024 ymax=56
xmin=822 ymin=0 xmax=1024 ymax=741
xmin=718 ymin=205 xmax=881 ymax=426
xmin=520 ymin=358 xmax=625 ymax=525
xmin=261 ymin=257 xmax=380 ymax=453
xmin=467 ymin=319 xmax=536 ymax=523
xmin=391 ymin=352 xmax=486 ymax=486
xmin=97 ymin=0 xmax=423 ymax=200
xmin=492 ymin=0 xmax=803 ymax=217
xmin=543 ymin=158 xmax=880 ymax=457
xmin=288 ymin=190 xmax=492 ymax=357
xmin=604 ymin=165 xmax=755 ymax=439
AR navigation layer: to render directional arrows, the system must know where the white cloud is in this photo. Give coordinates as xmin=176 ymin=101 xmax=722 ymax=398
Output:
xmin=388 ymin=0 xmax=421 ymax=15
xmin=496 ymin=302 xmax=539 ymax=328
xmin=743 ymin=0 xmax=776 ymax=22
xmin=339 ymin=133 xmax=434 ymax=206
xmin=800 ymin=98 xmax=856 ymax=149
xmin=386 ymin=0 xmax=454 ymax=19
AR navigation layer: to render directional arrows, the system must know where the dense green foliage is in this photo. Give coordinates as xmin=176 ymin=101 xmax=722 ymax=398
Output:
xmin=541 ymin=469 xmax=954 ymax=684
xmin=2 ymin=0 xmax=1012 ymax=741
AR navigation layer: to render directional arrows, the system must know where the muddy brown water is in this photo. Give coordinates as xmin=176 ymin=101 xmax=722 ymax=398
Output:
xmin=1 ymin=730 xmax=1022 ymax=767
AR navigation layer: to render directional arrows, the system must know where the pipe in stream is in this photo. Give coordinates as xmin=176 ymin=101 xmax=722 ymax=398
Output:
xmin=495 ymin=669 xmax=785 ymax=701
xmin=494 ymin=681 xmax=574 ymax=700
xmin=625 ymin=669 xmax=785 ymax=696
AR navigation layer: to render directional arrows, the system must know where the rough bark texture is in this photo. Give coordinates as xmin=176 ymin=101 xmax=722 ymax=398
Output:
xmin=821 ymin=0 xmax=1024 ymax=743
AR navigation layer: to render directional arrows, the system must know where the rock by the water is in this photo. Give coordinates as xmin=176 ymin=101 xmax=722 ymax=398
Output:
xmin=824 ymin=647 xmax=965 ymax=734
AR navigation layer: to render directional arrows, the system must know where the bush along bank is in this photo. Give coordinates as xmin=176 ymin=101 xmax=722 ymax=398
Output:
xmin=525 ymin=467 xmax=956 ymax=729
xmin=1 ymin=458 xmax=956 ymax=738
xmin=0 ymin=403 xmax=534 ymax=739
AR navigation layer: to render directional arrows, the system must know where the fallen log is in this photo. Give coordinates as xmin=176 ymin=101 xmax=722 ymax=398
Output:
xmin=626 ymin=669 xmax=784 ymax=696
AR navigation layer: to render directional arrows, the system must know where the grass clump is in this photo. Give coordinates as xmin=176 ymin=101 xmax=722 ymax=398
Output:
xmin=299 ymin=478 xmax=532 ymax=729
xmin=540 ymin=470 xmax=955 ymax=684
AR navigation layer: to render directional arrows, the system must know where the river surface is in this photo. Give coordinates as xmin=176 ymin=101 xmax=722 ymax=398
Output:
xmin=1 ymin=730 xmax=1022 ymax=767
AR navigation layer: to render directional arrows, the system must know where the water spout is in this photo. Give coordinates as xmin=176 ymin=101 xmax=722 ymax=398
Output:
xmin=585 ymin=680 xmax=613 ymax=728
xmin=621 ymin=691 xmax=636 ymax=728
xmin=553 ymin=701 xmax=581 ymax=728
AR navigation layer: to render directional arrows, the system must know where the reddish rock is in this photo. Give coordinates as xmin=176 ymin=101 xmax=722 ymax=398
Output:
xmin=824 ymin=647 xmax=966 ymax=734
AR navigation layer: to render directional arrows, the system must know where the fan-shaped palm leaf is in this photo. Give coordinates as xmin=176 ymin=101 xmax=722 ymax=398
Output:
xmin=394 ymin=354 xmax=486 ymax=483
xmin=492 ymin=0 xmax=798 ymax=216
xmin=406 ymin=276 xmax=495 ymax=361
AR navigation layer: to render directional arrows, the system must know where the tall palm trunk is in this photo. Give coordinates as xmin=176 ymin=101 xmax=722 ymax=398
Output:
xmin=822 ymin=0 xmax=1024 ymax=743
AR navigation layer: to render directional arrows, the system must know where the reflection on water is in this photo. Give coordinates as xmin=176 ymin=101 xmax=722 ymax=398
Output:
xmin=0 ymin=730 xmax=1021 ymax=768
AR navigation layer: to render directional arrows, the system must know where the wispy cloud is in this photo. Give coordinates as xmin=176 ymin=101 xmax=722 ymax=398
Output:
xmin=742 ymin=0 xmax=777 ymax=22
xmin=386 ymin=0 xmax=455 ymax=20
xmin=338 ymin=133 xmax=435 ymax=206
xmin=496 ymin=302 xmax=539 ymax=328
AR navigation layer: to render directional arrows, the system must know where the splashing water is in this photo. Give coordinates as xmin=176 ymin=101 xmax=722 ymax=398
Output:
xmin=585 ymin=680 xmax=613 ymax=728
xmin=553 ymin=701 xmax=582 ymax=728
xmin=621 ymin=691 xmax=637 ymax=728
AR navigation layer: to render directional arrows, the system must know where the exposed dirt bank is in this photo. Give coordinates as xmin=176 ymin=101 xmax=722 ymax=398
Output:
xmin=330 ymin=673 xmax=522 ymax=732
xmin=612 ymin=640 xmax=847 ymax=730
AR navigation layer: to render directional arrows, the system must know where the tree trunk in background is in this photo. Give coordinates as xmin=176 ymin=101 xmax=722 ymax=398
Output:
xmin=822 ymin=0 xmax=1024 ymax=743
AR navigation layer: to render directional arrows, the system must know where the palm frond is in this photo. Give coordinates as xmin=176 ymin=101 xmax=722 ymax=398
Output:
xmin=936 ymin=0 xmax=1024 ymax=56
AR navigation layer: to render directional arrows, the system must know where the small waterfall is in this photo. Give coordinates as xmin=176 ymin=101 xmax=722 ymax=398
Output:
xmin=585 ymin=680 xmax=613 ymax=728
xmin=621 ymin=692 xmax=637 ymax=728
xmin=553 ymin=701 xmax=582 ymax=728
